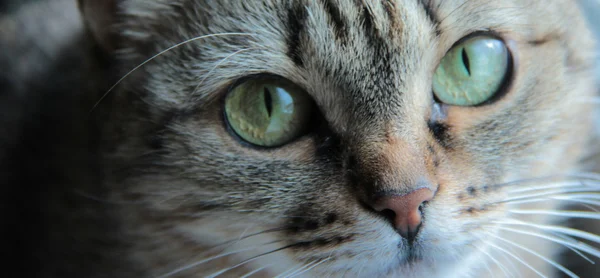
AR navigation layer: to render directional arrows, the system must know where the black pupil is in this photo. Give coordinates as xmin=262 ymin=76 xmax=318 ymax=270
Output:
xmin=264 ymin=87 xmax=272 ymax=117
xmin=461 ymin=48 xmax=470 ymax=76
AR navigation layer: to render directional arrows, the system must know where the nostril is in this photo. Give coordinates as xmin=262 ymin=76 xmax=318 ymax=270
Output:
xmin=419 ymin=201 xmax=428 ymax=212
xmin=379 ymin=208 xmax=396 ymax=224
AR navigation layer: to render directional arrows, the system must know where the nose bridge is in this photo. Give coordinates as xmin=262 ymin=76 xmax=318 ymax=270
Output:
xmin=376 ymin=139 xmax=426 ymax=193
xmin=351 ymin=133 xmax=434 ymax=197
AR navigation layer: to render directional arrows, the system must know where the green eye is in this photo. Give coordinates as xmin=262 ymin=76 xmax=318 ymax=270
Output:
xmin=224 ymin=78 xmax=314 ymax=147
xmin=432 ymin=36 xmax=510 ymax=106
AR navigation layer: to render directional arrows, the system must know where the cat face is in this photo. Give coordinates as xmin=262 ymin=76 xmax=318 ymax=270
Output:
xmin=86 ymin=0 xmax=598 ymax=276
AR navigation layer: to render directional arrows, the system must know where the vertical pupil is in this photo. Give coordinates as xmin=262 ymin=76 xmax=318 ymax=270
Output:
xmin=461 ymin=48 xmax=470 ymax=76
xmin=264 ymin=87 xmax=272 ymax=117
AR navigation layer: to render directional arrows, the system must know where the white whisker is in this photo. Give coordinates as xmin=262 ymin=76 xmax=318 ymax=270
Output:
xmin=497 ymin=226 xmax=600 ymax=259
xmin=493 ymin=173 xmax=600 ymax=190
xmin=206 ymin=243 xmax=300 ymax=278
xmin=89 ymin=32 xmax=255 ymax=113
xmin=509 ymin=209 xmax=600 ymax=220
xmin=290 ymin=257 xmax=331 ymax=278
xmin=502 ymin=191 xmax=600 ymax=204
xmin=158 ymin=239 xmax=282 ymax=278
xmin=241 ymin=264 xmax=273 ymax=278
xmin=552 ymin=233 xmax=596 ymax=264
xmin=191 ymin=47 xmax=258 ymax=95
xmin=503 ymin=196 xmax=600 ymax=212
xmin=485 ymin=240 xmax=547 ymax=277
xmin=474 ymin=244 xmax=510 ymax=278
xmin=507 ymin=181 xmax=592 ymax=194
xmin=485 ymin=232 xmax=578 ymax=277
xmin=553 ymin=194 xmax=600 ymax=202
xmin=274 ymin=262 xmax=306 ymax=278
xmin=496 ymin=220 xmax=600 ymax=247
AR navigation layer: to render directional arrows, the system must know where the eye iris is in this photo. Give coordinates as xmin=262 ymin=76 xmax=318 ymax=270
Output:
xmin=432 ymin=36 xmax=509 ymax=106
xmin=224 ymin=79 xmax=313 ymax=147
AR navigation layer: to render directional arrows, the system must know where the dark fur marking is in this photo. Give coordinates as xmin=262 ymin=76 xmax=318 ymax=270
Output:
xmin=287 ymin=2 xmax=308 ymax=67
xmin=148 ymin=135 xmax=164 ymax=150
xmin=428 ymin=121 xmax=453 ymax=149
xmin=467 ymin=186 xmax=476 ymax=196
xmin=427 ymin=143 xmax=440 ymax=168
xmin=320 ymin=0 xmax=348 ymax=43
xmin=419 ymin=0 xmax=441 ymax=36
xmin=325 ymin=213 xmax=338 ymax=224
xmin=304 ymin=220 xmax=320 ymax=230
xmin=145 ymin=109 xmax=185 ymax=150
xmin=292 ymin=236 xmax=354 ymax=249
xmin=527 ymin=39 xmax=553 ymax=48
xmin=527 ymin=36 xmax=556 ymax=47
xmin=123 ymin=192 xmax=144 ymax=201
xmin=383 ymin=0 xmax=399 ymax=33
xmin=360 ymin=5 xmax=380 ymax=45
xmin=246 ymin=197 xmax=272 ymax=208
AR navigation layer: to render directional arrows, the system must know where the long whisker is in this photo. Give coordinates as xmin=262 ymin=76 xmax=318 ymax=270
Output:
xmin=485 ymin=240 xmax=547 ymax=277
xmin=290 ymin=257 xmax=331 ymax=278
xmin=191 ymin=47 xmax=257 ymax=95
xmin=497 ymin=226 xmax=600 ymax=259
xmin=205 ymin=227 xmax=287 ymax=251
xmin=499 ymin=191 xmax=600 ymax=205
xmin=488 ymin=239 xmax=521 ymax=277
xmin=240 ymin=264 xmax=273 ymax=278
xmin=506 ymin=181 xmax=597 ymax=194
xmin=551 ymin=233 xmax=596 ymax=264
xmin=88 ymin=32 xmax=254 ymax=113
xmin=158 ymin=239 xmax=283 ymax=278
xmin=496 ymin=220 xmax=600 ymax=247
xmin=474 ymin=244 xmax=511 ymax=278
xmin=502 ymin=196 xmax=600 ymax=212
xmin=283 ymin=260 xmax=319 ymax=278
xmin=485 ymin=232 xmax=578 ymax=277
xmin=508 ymin=209 xmax=600 ymax=220
xmin=274 ymin=263 xmax=305 ymax=278
xmin=492 ymin=173 xmax=600 ymax=190
xmin=206 ymin=242 xmax=305 ymax=278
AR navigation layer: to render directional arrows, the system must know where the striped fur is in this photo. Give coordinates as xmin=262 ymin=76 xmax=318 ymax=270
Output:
xmin=45 ymin=0 xmax=600 ymax=277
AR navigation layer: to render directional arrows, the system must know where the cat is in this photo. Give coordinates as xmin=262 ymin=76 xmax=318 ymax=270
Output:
xmin=4 ymin=0 xmax=600 ymax=277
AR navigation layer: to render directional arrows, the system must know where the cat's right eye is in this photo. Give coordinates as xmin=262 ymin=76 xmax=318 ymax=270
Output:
xmin=432 ymin=35 xmax=510 ymax=106
xmin=224 ymin=78 xmax=315 ymax=147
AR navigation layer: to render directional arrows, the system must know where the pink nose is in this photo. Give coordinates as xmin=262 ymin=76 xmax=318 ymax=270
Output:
xmin=371 ymin=188 xmax=434 ymax=240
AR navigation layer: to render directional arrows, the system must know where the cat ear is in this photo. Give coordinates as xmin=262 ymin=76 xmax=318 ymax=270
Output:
xmin=78 ymin=0 xmax=117 ymax=51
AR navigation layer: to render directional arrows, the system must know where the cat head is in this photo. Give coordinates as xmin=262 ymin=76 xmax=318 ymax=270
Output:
xmin=81 ymin=0 xmax=598 ymax=276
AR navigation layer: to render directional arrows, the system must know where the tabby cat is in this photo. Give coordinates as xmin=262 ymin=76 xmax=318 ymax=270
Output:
xmin=9 ymin=0 xmax=600 ymax=277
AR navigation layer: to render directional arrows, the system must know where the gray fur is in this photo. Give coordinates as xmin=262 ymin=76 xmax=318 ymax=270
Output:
xmin=3 ymin=0 xmax=600 ymax=277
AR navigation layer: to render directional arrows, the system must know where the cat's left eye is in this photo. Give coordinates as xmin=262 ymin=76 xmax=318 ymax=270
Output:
xmin=432 ymin=36 xmax=510 ymax=106
xmin=224 ymin=77 xmax=314 ymax=147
